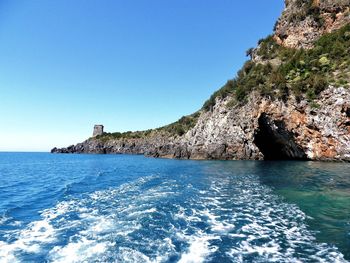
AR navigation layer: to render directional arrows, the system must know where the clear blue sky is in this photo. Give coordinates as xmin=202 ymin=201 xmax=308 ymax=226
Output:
xmin=0 ymin=0 xmax=284 ymax=151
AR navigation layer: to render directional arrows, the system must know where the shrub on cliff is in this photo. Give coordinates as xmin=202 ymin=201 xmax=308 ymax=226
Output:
xmin=202 ymin=80 xmax=236 ymax=111
xmin=157 ymin=112 xmax=201 ymax=136
xmin=202 ymin=23 xmax=350 ymax=111
xmin=256 ymin=35 xmax=279 ymax=60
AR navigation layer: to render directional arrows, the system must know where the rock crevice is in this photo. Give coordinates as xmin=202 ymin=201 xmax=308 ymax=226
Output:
xmin=52 ymin=86 xmax=350 ymax=162
xmin=51 ymin=0 xmax=350 ymax=162
xmin=253 ymin=113 xmax=308 ymax=160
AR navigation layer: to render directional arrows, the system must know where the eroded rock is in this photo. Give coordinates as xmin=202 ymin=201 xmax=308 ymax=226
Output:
xmin=52 ymin=86 xmax=350 ymax=162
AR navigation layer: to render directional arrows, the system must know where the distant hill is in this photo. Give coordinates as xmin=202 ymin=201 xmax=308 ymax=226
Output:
xmin=53 ymin=0 xmax=350 ymax=161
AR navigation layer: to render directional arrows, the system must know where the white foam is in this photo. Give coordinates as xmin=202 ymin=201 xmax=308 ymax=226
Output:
xmin=0 ymin=241 xmax=20 ymax=263
xmin=0 ymin=214 xmax=21 ymax=227
xmin=0 ymin=172 xmax=347 ymax=262
xmin=127 ymin=207 xmax=157 ymax=218
xmin=89 ymin=217 xmax=115 ymax=235
xmin=117 ymin=247 xmax=152 ymax=263
xmin=202 ymin=208 xmax=235 ymax=233
xmin=0 ymin=215 xmax=9 ymax=225
xmin=49 ymin=238 xmax=113 ymax=263
xmin=178 ymin=234 xmax=218 ymax=263
xmin=0 ymin=217 xmax=57 ymax=262
xmin=0 ymin=176 xmax=161 ymax=262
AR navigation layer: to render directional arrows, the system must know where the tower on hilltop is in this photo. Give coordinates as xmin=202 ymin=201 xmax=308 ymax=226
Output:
xmin=93 ymin=125 xmax=104 ymax=137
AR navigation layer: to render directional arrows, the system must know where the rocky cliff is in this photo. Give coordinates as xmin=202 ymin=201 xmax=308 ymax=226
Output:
xmin=275 ymin=0 xmax=350 ymax=49
xmin=52 ymin=0 xmax=350 ymax=161
xmin=52 ymin=86 xmax=350 ymax=161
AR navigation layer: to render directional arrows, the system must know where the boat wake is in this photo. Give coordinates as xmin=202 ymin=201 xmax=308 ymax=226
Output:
xmin=0 ymin=172 xmax=347 ymax=262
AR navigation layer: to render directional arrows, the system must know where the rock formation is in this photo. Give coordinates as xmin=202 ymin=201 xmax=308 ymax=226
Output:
xmin=52 ymin=0 xmax=350 ymax=161
xmin=274 ymin=0 xmax=350 ymax=49
xmin=51 ymin=86 xmax=350 ymax=161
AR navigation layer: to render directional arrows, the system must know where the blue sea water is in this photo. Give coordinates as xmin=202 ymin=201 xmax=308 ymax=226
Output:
xmin=0 ymin=152 xmax=349 ymax=262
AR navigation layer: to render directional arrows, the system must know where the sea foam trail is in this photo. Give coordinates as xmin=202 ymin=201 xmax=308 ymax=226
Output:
xmin=171 ymin=171 xmax=346 ymax=263
xmin=0 ymin=171 xmax=347 ymax=262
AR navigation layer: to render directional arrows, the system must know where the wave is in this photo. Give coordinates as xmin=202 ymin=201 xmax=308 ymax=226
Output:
xmin=0 ymin=172 xmax=347 ymax=262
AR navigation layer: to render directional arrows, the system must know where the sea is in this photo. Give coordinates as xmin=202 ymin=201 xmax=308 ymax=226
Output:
xmin=0 ymin=152 xmax=349 ymax=262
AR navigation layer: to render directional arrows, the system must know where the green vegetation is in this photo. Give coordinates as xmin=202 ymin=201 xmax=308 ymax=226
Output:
xmin=97 ymin=24 xmax=350 ymax=140
xmin=203 ymin=24 xmax=350 ymax=111
xmin=202 ymin=80 xmax=235 ymax=111
xmin=288 ymin=0 xmax=325 ymax=27
xmin=158 ymin=112 xmax=201 ymax=136
xmin=96 ymin=130 xmax=151 ymax=141
xmin=96 ymin=111 xmax=201 ymax=141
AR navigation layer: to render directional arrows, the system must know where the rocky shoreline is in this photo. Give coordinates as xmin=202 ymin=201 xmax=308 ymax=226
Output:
xmin=52 ymin=86 xmax=350 ymax=161
xmin=52 ymin=0 xmax=350 ymax=161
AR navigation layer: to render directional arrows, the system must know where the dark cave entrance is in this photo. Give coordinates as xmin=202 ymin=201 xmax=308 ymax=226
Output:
xmin=253 ymin=113 xmax=308 ymax=160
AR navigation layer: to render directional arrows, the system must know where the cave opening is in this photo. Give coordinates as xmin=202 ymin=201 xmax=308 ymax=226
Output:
xmin=253 ymin=113 xmax=308 ymax=160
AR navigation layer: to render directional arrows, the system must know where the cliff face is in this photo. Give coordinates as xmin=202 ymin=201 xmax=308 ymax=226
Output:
xmin=52 ymin=0 xmax=350 ymax=161
xmin=52 ymin=86 xmax=350 ymax=161
xmin=274 ymin=0 xmax=350 ymax=49
xmin=183 ymin=86 xmax=350 ymax=161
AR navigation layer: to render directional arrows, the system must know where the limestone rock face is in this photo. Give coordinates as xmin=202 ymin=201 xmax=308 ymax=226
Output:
xmin=51 ymin=86 xmax=350 ymax=161
xmin=177 ymin=86 xmax=350 ymax=161
xmin=274 ymin=0 xmax=350 ymax=49
xmin=51 ymin=0 xmax=350 ymax=161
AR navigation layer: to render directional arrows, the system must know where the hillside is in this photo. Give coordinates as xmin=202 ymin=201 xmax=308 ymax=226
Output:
xmin=52 ymin=0 xmax=350 ymax=161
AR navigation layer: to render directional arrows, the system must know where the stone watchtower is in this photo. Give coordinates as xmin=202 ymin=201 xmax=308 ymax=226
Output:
xmin=93 ymin=125 xmax=104 ymax=137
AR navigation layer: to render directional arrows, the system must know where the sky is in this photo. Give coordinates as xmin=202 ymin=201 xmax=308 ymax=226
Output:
xmin=0 ymin=0 xmax=284 ymax=151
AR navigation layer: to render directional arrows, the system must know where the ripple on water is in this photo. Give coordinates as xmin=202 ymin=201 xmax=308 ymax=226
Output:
xmin=0 ymin=172 xmax=347 ymax=263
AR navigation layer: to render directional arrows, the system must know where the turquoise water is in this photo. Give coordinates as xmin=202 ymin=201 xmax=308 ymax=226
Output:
xmin=0 ymin=153 xmax=349 ymax=262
